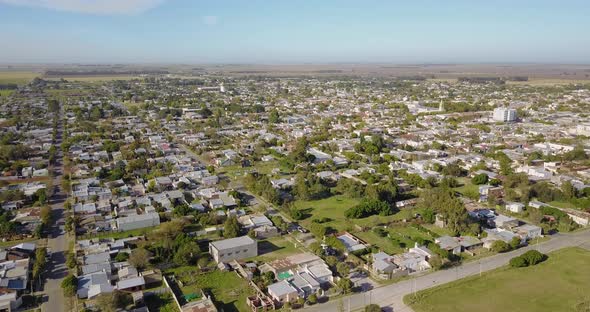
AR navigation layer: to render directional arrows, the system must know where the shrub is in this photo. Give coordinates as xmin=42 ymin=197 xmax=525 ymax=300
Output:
xmin=521 ymin=250 xmax=545 ymax=266
xmin=509 ymin=256 xmax=527 ymax=268
xmin=490 ymin=240 xmax=511 ymax=253
xmin=307 ymin=294 xmax=318 ymax=305
xmin=471 ymin=173 xmax=489 ymax=185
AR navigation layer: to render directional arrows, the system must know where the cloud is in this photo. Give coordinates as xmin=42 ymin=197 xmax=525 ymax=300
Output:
xmin=0 ymin=0 xmax=166 ymax=15
xmin=202 ymin=15 xmax=218 ymax=26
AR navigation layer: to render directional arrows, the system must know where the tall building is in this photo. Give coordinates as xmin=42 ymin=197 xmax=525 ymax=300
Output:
xmin=493 ymin=107 xmax=517 ymax=122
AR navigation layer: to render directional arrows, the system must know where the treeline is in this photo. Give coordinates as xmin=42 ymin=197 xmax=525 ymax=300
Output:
xmin=458 ymin=77 xmax=505 ymax=84
xmin=0 ymin=83 xmax=18 ymax=90
xmin=44 ymin=70 xmax=169 ymax=76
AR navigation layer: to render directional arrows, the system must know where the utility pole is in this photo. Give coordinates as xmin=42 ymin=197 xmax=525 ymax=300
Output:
xmin=479 ymin=260 xmax=482 ymax=277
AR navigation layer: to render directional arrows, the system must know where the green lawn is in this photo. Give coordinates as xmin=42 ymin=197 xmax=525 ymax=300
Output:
xmin=453 ymin=178 xmax=480 ymax=199
xmin=355 ymin=223 xmax=436 ymax=254
xmin=406 ymin=247 xmax=590 ymax=312
xmin=252 ymin=236 xmax=302 ymax=262
xmin=176 ymin=270 xmax=254 ymax=312
xmin=144 ymin=292 xmax=179 ymax=312
xmin=0 ymin=237 xmax=39 ymax=248
xmin=294 ymin=194 xmax=360 ymax=231
xmin=0 ymin=90 xmax=14 ymax=97
xmin=77 ymin=226 xmax=155 ymax=240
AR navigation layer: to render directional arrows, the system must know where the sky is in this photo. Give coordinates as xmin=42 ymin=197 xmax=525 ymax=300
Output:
xmin=1 ymin=0 xmax=589 ymax=64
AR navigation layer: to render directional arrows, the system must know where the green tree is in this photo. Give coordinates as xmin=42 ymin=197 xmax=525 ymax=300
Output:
xmin=307 ymin=293 xmax=318 ymax=305
xmin=521 ymin=250 xmax=545 ymax=266
xmin=471 ymin=173 xmax=489 ymax=185
xmin=269 ymin=109 xmax=280 ymax=123
xmin=509 ymin=256 xmax=527 ymax=268
xmin=562 ymin=181 xmax=577 ymax=200
xmin=337 ymin=278 xmax=354 ymax=294
xmin=223 ymin=216 xmax=241 ymax=238
xmin=336 ymin=262 xmax=350 ymax=277
xmin=128 ymin=248 xmax=150 ymax=270
xmin=491 ymin=240 xmax=511 ymax=253
xmin=61 ymin=274 xmax=78 ymax=296
xmin=115 ymin=252 xmax=129 ymax=262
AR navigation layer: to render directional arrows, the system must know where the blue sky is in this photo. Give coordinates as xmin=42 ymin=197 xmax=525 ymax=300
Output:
xmin=1 ymin=0 xmax=589 ymax=64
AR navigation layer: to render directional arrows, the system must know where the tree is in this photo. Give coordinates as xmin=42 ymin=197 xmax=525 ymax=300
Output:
xmin=337 ymin=278 xmax=354 ymax=294
xmin=510 ymin=237 xmax=521 ymax=249
xmin=307 ymin=293 xmax=318 ymax=305
xmin=310 ymin=223 xmax=326 ymax=238
xmin=471 ymin=173 xmax=489 ymax=185
xmin=490 ymin=240 xmax=510 ymax=253
xmin=365 ymin=304 xmax=381 ymax=312
xmin=336 ymin=262 xmax=350 ymax=277
xmin=96 ymin=291 xmax=132 ymax=312
xmin=128 ymin=248 xmax=150 ymax=270
xmin=66 ymin=252 xmax=78 ymax=269
xmin=422 ymin=208 xmax=435 ymax=224
xmin=562 ymin=181 xmax=577 ymax=200
xmin=61 ymin=274 xmax=77 ymax=296
xmin=223 ymin=216 xmax=241 ymax=238
xmin=269 ymin=109 xmax=280 ymax=123
xmin=115 ymin=252 xmax=129 ymax=262
xmin=509 ymin=256 xmax=527 ymax=268
xmin=173 ymin=242 xmax=200 ymax=266
xmin=521 ymin=250 xmax=545 ymax=266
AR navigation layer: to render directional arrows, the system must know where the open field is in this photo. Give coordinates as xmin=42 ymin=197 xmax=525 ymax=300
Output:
xmin=506 ymin=78 xmax=590 ymax=86
xmin=294 ymin=194 xmax=360 ymax=231
xmin=44 ymin=75 xmax=138 ymax=81
xmin=0 ymin=90 xmax=14 ymax=96
xmin=406 ymin=247 xmax=590 ymax=312
xmin=253 ymin=236 xmax=301 ymax=262
xmin=0 ymin=71 xmax=39 ymax=84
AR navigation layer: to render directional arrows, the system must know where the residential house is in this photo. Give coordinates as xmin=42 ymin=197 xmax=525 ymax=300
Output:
xmin=209 ymin=236 xmax=258 ymax=263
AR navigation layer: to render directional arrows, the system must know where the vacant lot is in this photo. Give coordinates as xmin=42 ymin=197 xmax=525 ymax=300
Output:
xmin=406 ymin=247 xmax=590 ymax=312
xmin=253 ymin=236 xmax=301 ymax=262
xmin=294 ymin=194 xmax=360 ymax=231
xmin=187 ymin=271 xmax=253 ymax=312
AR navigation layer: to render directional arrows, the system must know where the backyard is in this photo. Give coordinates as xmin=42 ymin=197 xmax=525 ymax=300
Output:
xmin=166 ymin=269 xmax=254 ymax=312
xmin=406 ymin=247 xmax=590 ymax=312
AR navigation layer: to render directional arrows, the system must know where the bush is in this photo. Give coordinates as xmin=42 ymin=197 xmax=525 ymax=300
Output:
xmin=471 ymin=173 xmax=489 ymax=185
xmin=490 ymin=240 xmax=511 ymax=253
xmin=521 ymin=250 xmax=545 ymax=266
xmin=61 ymin=274 xmax=78 ymax=296
xmin=509 ymin=256 xmax=527 ymax=268
xmin=307 ymin=294 xmax=318 ymax=305
xmin=509 ymin=250 xmax=546 ymax=268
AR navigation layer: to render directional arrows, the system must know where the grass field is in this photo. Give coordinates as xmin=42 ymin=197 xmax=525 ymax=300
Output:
xmin=0 ymin=237 xmax=39 ymax=248
xmin=0 ymin=90 xmax=14 ymax=97
xmin=506 ymin=78 xmax=590 ymax=86
xmin=44 ymin=75 xmax=137 ymax=81
xmin=0 ymin=71 xmax=39 ymax=84
xmin=294 ymin=194 xmax=360 ymax=231
xmin=406 ymin=247 xmax=590 ymax=312
xmin=253 ymin=236 xmax=301 ymax=262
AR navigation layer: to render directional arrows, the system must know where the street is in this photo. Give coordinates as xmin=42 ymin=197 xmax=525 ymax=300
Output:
xmin=303 ymin=229 xmax=590 ymax=312
xmin=42 ymin=107 xmax=68 ymax=312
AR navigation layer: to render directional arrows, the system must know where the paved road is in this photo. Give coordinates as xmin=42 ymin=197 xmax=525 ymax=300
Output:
xmin=304 ymin=229 xmax=590 ymax=312
xmin=42 ymin=107 xmax=68 ymax=312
